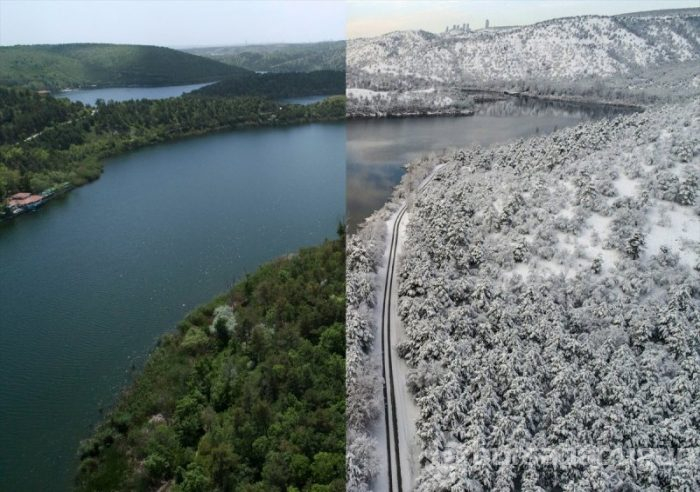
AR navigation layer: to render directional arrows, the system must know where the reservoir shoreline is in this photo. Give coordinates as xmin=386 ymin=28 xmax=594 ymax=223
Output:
xmin=346 ymin=89 xmax=645 ymax=119
xmin=0 ymin=120 xmax=345 ymax=490
xmin=2 ymin=93 xmax=343 ymax=226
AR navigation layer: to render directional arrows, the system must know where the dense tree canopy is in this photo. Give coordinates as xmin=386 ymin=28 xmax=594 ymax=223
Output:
xmin=0 ymin=86 xmax=86 ymax=145
xmin=191 ymin=71 xmax=345 ymax=99
xmin=185 ymin=42 xmax=345 ymax=73
xmin=0 ymin=44 xmax=246 ymax=91
xmin=347 ymin=99 xmax=700 ymax=491
xmin=0 ymin=88 xmax=345 ymax=202
xmin=77 ymin=237 xmax=346 ymax=491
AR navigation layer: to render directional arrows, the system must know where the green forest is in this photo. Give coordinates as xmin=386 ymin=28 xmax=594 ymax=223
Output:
xmin=0 ymin=87 xmax=345 ymax=201
xmin=0 ymin=44 xmax=246 ymax=91
xmin=185 ymin=41 xmax=345 ymax=73
xmin=191 ymin=71 xmax=345 ymax=99
xmin=76 ymin=236 xmax=346 ymax=491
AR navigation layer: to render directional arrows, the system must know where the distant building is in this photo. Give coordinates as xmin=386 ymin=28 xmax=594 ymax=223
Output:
xmin=446 ymin=23 xmax=471 ymax=33
xmin=485 ymin=19 xmax=490 ymax=29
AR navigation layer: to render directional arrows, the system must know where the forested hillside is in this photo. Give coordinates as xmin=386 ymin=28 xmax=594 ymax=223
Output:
xmin=191 ymin=71 xmax=345 ymax=99
xmin=0 ymin=86 xmax=85 ymax=144
xmin=185 ymin=41 xmax=345 ymax=73
xmin=0 ymin=88 xmax=345 ymax=201
xmin=348 ymin=98 xmax=700 ymax=490
xmin=347 ymin=9 xmax=700 ymax=105
xmin=0 ymin=44 xmax=246 ymax=91
xmin=76 ymin=237 xmax=346 ymax=491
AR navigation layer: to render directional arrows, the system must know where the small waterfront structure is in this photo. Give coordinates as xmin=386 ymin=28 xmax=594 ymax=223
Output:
xmin=7 ymin=193 xmax=44 ymax=211
xmin=9 ymin=192 xmax=31 ymax=201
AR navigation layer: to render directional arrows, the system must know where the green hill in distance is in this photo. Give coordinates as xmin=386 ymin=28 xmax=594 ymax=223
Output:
xmin=0 ymin=44 xmax=249 ymax=91
xmin=185 ymin=41 xmax=345 ymax=73
xmin=190 ymin=70 xmax=345 ymax=99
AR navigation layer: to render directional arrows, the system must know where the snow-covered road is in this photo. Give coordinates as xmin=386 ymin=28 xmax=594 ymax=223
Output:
xmin=378 ymin=166 xmax=443 ymax=491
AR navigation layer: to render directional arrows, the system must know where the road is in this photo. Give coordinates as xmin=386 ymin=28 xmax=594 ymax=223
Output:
xmin=380 ymin=167 xmax=440 ymax=491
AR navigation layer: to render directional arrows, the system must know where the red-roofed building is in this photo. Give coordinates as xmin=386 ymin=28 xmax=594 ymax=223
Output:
xmin=7 ymin=193 xmax=43 ymax=210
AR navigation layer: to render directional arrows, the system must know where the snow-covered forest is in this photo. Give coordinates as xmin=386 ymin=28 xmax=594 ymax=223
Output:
xmin=346 ymin=87 xmax=474 ymax=118
xmin=347 ymin=9 xmax=700 ymax=115
xmin=347 ymin=97 xmax=700 ymax=489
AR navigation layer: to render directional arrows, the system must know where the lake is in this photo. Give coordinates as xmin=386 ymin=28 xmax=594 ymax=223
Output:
xmin=57 ymin=82 xmax=214 ymax=105
xmin=59 ymin=84 xmax=334 ymax=106
xmin=0 ymin=123 xmax=345 ymax=490
xmin=282 ymin=95 xmax=332 ymax=105
xmin=347 ymin=98 xmax=633 ymax=230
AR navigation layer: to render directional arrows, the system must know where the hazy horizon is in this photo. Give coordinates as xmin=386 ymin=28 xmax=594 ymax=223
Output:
xmin=0 ymin=0 xmax=346 ymax=47
xmin=348 ymin=0 xmax=700 ymax=38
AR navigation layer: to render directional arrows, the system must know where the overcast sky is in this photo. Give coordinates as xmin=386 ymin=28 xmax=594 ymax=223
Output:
xmin=0 ymin=0 xmax=346 ymax=47
xmin=348 ymin=0 xmax=700 ymax=38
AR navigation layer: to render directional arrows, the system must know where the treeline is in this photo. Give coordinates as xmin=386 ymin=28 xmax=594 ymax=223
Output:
xmin=191 ymin=71 xmax=345 ymax=99
xmin=76 ymin=236 xmax=346 ymax=491
xmin=0 ymin=44 xmax=245 ymax=91
xmin=185 ymin=41 xmax=345 ymax=73
xmin=0 ymin=86 xmax=86 ymax=144
xmin=0 ymin=88 xmax=345 ymax=199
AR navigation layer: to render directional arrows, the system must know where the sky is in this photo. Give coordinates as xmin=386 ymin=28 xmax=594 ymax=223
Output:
xmin=0 ymin=0 xmax=347 ymax=47
xmin=348 ymin=0 xmax=700 ymax=38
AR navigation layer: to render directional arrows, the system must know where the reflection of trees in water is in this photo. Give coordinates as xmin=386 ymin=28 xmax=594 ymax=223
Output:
xmin=474 ymin=97 xmax=637 ymax=119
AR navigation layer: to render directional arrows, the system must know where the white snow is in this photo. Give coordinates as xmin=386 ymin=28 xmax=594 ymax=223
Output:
xmin=348 ymin=98 xmax=700 ymax=490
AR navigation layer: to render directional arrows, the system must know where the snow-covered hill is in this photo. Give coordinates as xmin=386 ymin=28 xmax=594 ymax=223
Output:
xmin=347 ymin=9 xmax=700 ymax=100
xmin=401 ymin=100 xmax=699 ymax=490
xmin=347 ymin=98 xmax=700 ymax=490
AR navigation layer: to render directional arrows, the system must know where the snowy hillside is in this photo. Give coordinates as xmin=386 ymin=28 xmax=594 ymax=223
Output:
xmin=347 ymin=9 xmax=700 ymax=104
xmin=401 ymin=100 xmax=699 ymax=489
xmin=347 ymin=99 xmax=700 ymax=490
xmin=346 ymin=87 xmax=473 ymax=117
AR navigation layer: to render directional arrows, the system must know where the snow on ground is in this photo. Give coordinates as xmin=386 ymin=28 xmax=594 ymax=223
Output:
xmin=347 ymin=10 xmax=700 ymax=112
xmin=646 ymin=203 xmax=700 ymax=268
xmin=346 ymin=87 xmax=464 ymax=117
xmin=395 ymin=99 xmax=700 ymax=490
xmin=614 ymin=173 xmax=638 ymax=197
xmin=348 ymin=11 xmax=700 ymax=86
xmin=393 ymin=213 xmax=422 ymax=491
xmin=348 ymin=98 xmax=700 ymax=491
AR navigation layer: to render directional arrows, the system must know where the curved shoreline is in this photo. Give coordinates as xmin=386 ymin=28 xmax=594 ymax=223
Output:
xmin=346 ymin=88 xmax=645 ymax=119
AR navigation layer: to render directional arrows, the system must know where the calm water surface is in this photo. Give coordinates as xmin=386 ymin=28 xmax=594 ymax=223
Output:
xmin=0 ymin=123 xmax=344 ymax=490
xmin=282 ymin=95 xmax=332 ymax=105
xmin=347 ymin=99 xmax=632 ymax=230
xmin=58 ymin=82 xmax=213 ymax=105
xmin=59 ymin=85 xmax=333 ymax=107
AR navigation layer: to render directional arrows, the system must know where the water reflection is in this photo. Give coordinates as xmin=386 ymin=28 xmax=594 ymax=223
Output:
xmin=57 ymin=82 xmax=214 ymax=105
xmin=347 ymin=99 xmax=636 ymax=231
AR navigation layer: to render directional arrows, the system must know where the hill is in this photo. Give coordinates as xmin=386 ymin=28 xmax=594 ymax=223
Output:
xmin=190 ymin=70 xmax=345 ymax=99
xmin=0 ymin=44 xmax=248 ymax=91
xmin=185 ymin=41 xmax=345 ymax=72
xmin=76 ymin=237 xmax=346 ymax=491
xmin=347 ymin=97 xmax=700 ymax=490
xmin=347 ymin=9 xmax=700 ymax=99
